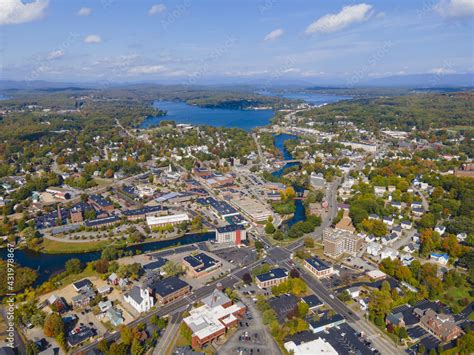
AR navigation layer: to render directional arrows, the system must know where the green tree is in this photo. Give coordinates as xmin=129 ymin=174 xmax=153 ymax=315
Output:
xmin=65 ymin=258 xmax=82 ymax=274
xmin=43 ymin=313 xmax=64 ymax=338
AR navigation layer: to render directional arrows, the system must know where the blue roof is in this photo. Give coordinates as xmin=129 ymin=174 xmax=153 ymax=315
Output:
xmin=255 ymin=267 xmax=287 ymax=282
xmin=148 ymin=276 xmax=189 ymax=298
xmin=85 ymin=215 xmax=119 ymax=227
xmin=89 ymin=194 xmax=112 ymax=207
xmin=302 ymin=294 xmax=323 ymax=308
xmin=430 ymin=252 xmax=448 ymax=259
xmin=216 ymin=224 xmax=245 ymax=233
xmin=123 ymin=205 xmax=165 ymax=216
xmin=183 ymin=253 xmax=220 ymax=272
xmin=305 ymin=257 xmax=331 ymax=271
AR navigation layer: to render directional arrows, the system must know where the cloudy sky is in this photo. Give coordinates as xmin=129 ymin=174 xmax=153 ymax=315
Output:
xmin=0 ymin=0 xmax=473 ymax=84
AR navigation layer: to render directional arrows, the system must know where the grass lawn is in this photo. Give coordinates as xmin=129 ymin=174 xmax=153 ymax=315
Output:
xmin=440 ymin=285 xmax=473 ymax=313
xmin=58 ymin=267 xmax=99 ymax=287
xmin=92 ymin=177 xmax=114 ymax=187
xmin=41 ymin=238 xmax=110 ymax=254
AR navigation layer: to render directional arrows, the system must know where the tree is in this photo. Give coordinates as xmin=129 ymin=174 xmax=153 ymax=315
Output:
xmin=130 ymin=338 xmax=144 ymax=355
xmin=304 ymin=237 xmax=314 ymax=248
xmin=255 ymin=240 xmax=264 ymax=251
xmin=457 ymin=331 xmax=474 ymax=354
xmin=242 ymin=272 xmax=252 ymax=285
xmin=95 ymin=258 xmax=109 ymax=274
xmin=97 ymin=339 xmax=110 ymax=353
xmin=43 ymin=313 xmax=64 ymax=338
xmin=162 ymin=260 xmax=184 ymax=276
xmin=65 ymin=258 xmax=82 ymax=274
xmin=338 ymin=290 xmax=351 ymax=302
xmin=26 ymin=341 xmax=39 ymax=355
xmin=398 ymin=327 xmax=408 ymax=339
xmin=120 ymin=325 xmax=133 ymax=346
xmin=289 ymin=268 xmax=300 ymax=278
xmin=264 ymin=222 xmax=275 ymax=234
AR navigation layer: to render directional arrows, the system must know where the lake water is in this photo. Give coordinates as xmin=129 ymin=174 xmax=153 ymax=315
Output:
xmin=259 ymin=91 xmax=351 ymax=106
xmin=140 ymin=101 xmax=275 ymax=131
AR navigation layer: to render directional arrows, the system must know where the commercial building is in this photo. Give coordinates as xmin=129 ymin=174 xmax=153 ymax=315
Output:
xmin=183 ymin=289 xmax=246 ymax=349
xmin=416 ymin=308 xmax=462 ymax=342
xmin=146 ymin=213 xmax=190 ymax=227
xmin=231 ymin=197 xmax=272 ymax=223
xmin=323 ymin=228 xmax=363 ymax=258
xmin=46 ymin=187 xmax=73 ymax=200
xmin=147 ymin=276 xmax=190 ymax=305
xmin=123 ymin=205 xmax=166 ymax=221
xmin=255 ymin=267 xmax=288 ymax=289
xmin=284 ymin=337 xmax=338 ymax=355
xmin=88 ymin=194 xmax=114 ymax=212
xmin=84 ymin=215 xmax=120 ymax=228
xmin=215 ymin=224 xmax=247 ymax=245
xmin=197 ymin=197 xmax=239 ymax=219
xmin=304 ymin=257 xmax=333 ymax=278
xmin=182 ymin=253 xmax=222 ymax=278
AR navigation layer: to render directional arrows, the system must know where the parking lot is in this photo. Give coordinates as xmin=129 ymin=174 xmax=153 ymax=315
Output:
xmin=217 ymin=291 xmax=281 ymax=355
xmin=212 ymin=246 xmax=257 ymax=267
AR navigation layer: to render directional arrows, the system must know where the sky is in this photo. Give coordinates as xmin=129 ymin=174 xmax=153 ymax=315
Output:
xmin=0 ymin=0 xmax=473 ymax=85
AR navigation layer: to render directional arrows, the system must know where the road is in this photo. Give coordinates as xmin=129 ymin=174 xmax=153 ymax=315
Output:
xmin=153 ymin=312 xmax=183 ymax=355
xmin=252 ymin=133 xmax=265 ymax=167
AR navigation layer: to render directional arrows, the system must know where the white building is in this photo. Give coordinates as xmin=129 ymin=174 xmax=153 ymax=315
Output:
xmin=366 ymin=242 xmax=382 ymax=257
xmin=381 ymin=248 xmax=399 ymax=261
xmin=284 ymin=338 xmax=338 ymax=355
xmin=124 ymin=286 xmax=154 ymax=313
xmin=146 ymin=213 xmax=190 ymax=227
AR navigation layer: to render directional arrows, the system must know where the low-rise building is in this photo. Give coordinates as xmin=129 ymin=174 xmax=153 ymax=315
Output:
xmin=430 ymin=252 xmax=449 ymax=265
xmin=215 ymin=224 xmax=247 ymax=245
xmin=304 ymin=257 xmax=333 ymax=278
xmin=417 ymin=308 xmax=462 ymax=342
xmin=284 ymin=337 xmax=338 ymax=355
xmin=146 ymin=213 xmax=190 ymax=227
xmin=255 ymin=267 xmax=288 ymax=289
xmin=182 ymin=253 xmax=222 ymax=278
xmin=183 ymin=289 xmax=246 ymax=349
xmin=148 ymin=276 xmax=191 ymax=305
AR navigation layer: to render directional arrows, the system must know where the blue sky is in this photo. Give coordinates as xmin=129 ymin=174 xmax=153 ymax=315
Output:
xmin=0 ymin=0 xmax=473 ymax=84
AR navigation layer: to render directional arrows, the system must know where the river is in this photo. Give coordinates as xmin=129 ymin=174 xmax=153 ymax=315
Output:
xmin=271 ymin=134 xmax=306 ymax=228
xmin=1 ymin=232 xmax=214 ymax=286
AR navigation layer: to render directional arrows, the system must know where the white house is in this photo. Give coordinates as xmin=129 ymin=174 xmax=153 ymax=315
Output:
xmin=374 ymin=186 xmax=386 ymax=196
xmin=434 ymin=226 xmax=446 ymax=235
xmin=124 ymin=286 xmax=154 ymax=313
xmin=401 ymin=220 xmax=412 ymax=230
xmin=366 ymin=242 xmax=382 ymax=257
xmin=383 ymin=217 xmax=394 ymax=226
xmin=347 ymin=287 xmax=360 ymax=299
xmin=381 ymin=248 xmax=399 ymax=261
xmin=430 ymin=253 xmax=449 ymax=265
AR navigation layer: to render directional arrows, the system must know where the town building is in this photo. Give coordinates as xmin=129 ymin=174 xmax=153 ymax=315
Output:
xmin=416 ymin=308 xmax=462 ymax=342
xmin=334 ymin=210 xmax=356 ymax=233
xmin=183 ymin=289 xmax=246 ymax=349
xmin=123 ymin=205 xmax=166 ymax=221
xmin=147 ymin=276 xmax=191 ymax=305
xmin=146 ymin=213 xmax=190 ymax=227
xmin=323 ymin=228 xmax=363 ymax=258
xmin=124 ymin=286 xmax=155 ymax=313
xmin=88 ymin=194 xmax=114 ymax=212
xmin=255 ymin=267 xmax=288 ymax=289
xmin=182 ymin=253 xmax=222 ymax=278
xmin=215 ymin=224 xmax=247 ymax=245
xmin=304 ymin=257 xmax=333 ymax=278
xmin=284 ymin=337 xmax=338 ymax=355
xmin=231 ymin=196 xmax=272 ymax=222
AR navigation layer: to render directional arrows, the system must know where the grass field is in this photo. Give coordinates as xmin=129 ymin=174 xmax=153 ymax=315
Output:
xmin=41 ymin=238 xmax=109 ymax=254
xmin=441 ymin=285 xmax=473 ymax=313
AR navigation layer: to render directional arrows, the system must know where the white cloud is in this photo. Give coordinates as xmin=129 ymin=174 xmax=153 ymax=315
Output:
xmin=0 ymin=0 xmax=48 ymax=25
xmin=78 ymin=7 xmax=92 ymax=16
xmin=148 ymin=4 xmax=166 ymax=15
xmin=47 ymin=49 xmax=64 ymax=60
xmin=84 ymin=34 xmax=102 ymax=44
xmin=434 ymin=0 xmax=474 ymax=18
xmin=128 ymin=65 xmax=167 ymax=74
xmin=264 ymin=28 xmax=284 ymax=41
xmin=305 ymin=3 xmax=373 ymax=34
xmin=430 ymin=67 xmax=456 ymax=74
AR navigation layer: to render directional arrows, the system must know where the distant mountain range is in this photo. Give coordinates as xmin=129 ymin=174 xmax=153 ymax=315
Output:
xmin=0 ymin=73 xmax=472 ymax=91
